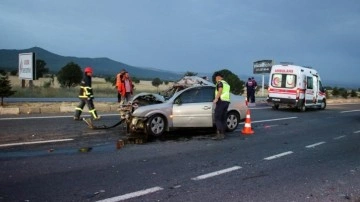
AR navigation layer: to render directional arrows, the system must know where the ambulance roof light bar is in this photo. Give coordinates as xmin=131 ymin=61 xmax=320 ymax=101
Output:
xmin=279 ymin=62 xmax=293 ymax=66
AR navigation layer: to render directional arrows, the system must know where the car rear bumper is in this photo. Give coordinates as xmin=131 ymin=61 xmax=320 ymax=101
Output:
xmin=267 ymin=97 xmax=304 ymax=108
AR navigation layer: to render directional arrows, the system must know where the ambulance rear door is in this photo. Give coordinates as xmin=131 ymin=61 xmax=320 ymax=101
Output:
xmin=305 ymin=74 xmax=319 ymax=105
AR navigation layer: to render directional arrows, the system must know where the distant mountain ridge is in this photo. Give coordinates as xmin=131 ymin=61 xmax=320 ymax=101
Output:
xmin=0 ymin=47 xmax=357 ymax=88
xmin=0 ymin=47 xmax=182 ymax=80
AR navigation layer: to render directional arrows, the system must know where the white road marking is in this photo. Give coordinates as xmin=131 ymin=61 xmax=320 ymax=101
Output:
xmin=239 ymin=117 xmax=298 ymax=125
xmin=191 ymin=166 xmax=242 ymax=181
xmin=334 ymin=135 xmax=346 ymax=140
xmin=354 ymin=130 xmax=360 ymax=134
xmin=340 ymin=109 xmax=360 ymax=113
xmin=305 ymin=141 xmax=326 ymax=148
xmin=0 ymin=138 xmax=74 ymax=148
xmin=0 ymin=114 xmax=119 ymax=121
xmin=264 ymin=151 xmax=293 ymax=160
xmin=96 ymin=186 xmax=164 ymax=202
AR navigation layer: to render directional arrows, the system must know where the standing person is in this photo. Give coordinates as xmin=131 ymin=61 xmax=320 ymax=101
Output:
xmin=119 ymin=71 xmax=134 ymax=105
xmin=116 ymin=69 xmax=126 ymax=103
xmin=251 ymin=77 xmax=257 ymax=103
xmin=246 ymin=77 xmax=254 ymax=103
xmin=74 ymin=66 xmax=100 ymax=120
xmin=212 ymin=72 xmax=231 ymax=140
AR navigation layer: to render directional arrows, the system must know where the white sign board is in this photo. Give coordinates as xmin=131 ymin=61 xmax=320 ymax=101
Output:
xmin=19 ymin=52 xmax=36 ymax=80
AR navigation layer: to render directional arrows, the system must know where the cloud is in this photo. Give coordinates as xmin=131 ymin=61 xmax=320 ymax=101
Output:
xmin=0 ymin=0 xmax=360 ymax=84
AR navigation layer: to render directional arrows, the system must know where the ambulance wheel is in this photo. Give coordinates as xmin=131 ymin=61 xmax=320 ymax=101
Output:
xmin=272 ymin=104 xmax=279 ymax=110
xmin=320 ymin=99 xmax=326 ymax=110
xmin=299 ymin=104 xmax=306 ymax=112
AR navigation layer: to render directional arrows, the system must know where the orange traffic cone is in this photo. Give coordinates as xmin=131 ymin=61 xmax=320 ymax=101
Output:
xmin=241 ymin=109 xmax=254 ymax=135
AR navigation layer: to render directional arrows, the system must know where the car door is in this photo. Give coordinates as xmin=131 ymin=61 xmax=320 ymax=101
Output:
xmin=172 ymin=86 xmax=214 ymax=127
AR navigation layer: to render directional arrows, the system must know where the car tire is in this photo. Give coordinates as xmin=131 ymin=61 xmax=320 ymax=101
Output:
xmin=226 ymin=111 xmax=240 ymax=132
xmin=272 ymin=104 xmax=279 ymax=110
xmin=146 ymin=114 xmax=166 ymax=137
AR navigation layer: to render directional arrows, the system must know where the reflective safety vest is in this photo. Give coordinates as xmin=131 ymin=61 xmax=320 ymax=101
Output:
xmin=215 ymin=80 xmax=230 ymax=102
xmin=79 ymin=85 xmax=94 ymax=99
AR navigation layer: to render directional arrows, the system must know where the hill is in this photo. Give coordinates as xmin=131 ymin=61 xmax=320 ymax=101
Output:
xmin=0 ymin=47 xmax=182 ymax=81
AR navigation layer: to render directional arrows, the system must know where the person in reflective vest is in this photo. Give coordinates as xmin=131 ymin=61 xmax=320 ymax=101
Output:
xmin=118 ymin=71 xmax=134 ymax=105
xmin=74 ymin=66 xmax=100 ymax=120
xmin=115 ymin=69 xmax=126 ymax=103
xmin=212 ymin=71 xmax=230 ymax=140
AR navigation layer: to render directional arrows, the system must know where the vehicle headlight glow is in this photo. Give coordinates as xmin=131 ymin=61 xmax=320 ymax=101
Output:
xmin=131 ymin=118 xmax=138 ymax=125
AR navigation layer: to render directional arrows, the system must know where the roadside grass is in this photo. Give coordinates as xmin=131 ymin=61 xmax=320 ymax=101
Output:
xmin=10 ymin=77 xmax=171 ymax=98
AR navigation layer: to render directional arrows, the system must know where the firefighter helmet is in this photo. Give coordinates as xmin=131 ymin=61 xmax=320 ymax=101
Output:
xmin=84 ymin=67 xmax=93 ymax=73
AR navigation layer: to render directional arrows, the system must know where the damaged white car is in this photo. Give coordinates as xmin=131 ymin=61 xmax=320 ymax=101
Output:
xmin=122 ymin=76 xmax=248 ymax=137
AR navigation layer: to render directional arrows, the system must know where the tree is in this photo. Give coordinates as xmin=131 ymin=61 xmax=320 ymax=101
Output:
xmin=36 ymin=59 xmax=49 ymax=79
xmin=152 ymin=77 xmax=162 ymax=92
xmin=332 ymin=87 xmax=340 ymax=97
xmin=350 ymin=89 xmax=357 ymax=98
xmin=10 ymin=69 xmax=18 ymax=76
xmin=0 ymin=72 xmax=16 ymax=106
xmin=132 ymin=76 xmax=140 ymax=84
xmin=341 ymin=90 xmax=349 ymax=99
xmin=57 ymin=62 xmax=83 ymax=88
xmin=212 ymin=69 xmax=245 ymax=95
xmin=105 ymin=76 xmax=116 ymax=86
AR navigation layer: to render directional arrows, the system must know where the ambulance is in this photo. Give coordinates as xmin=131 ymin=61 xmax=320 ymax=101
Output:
xmin=267 ymin=63 xmax=326 ymax=111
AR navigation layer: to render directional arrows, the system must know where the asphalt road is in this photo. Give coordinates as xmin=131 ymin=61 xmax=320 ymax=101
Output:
xmin=0 ymin=103 xmax=360 ymax=202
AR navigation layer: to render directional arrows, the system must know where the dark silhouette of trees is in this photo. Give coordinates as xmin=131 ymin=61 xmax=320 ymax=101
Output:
xmin=36 ymin=59 xmax=49 ymax=79
xmin=212 ymin=69 xmax=245 ymax=95
xmin=57 ymin=62 xmax=83 ymax=88
xmin=152 ymin=77 xmax=162 ymax=92
xmin=0 ymin=72 xmax=16 ymax=106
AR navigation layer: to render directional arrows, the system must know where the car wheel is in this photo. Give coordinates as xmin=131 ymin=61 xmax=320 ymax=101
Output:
xmin=320 ymin=99 xmax=326 ymax=110
xmin=146 ymin=114 xmax=166 ymax=137
xmin=226 ymin=111 xmax=240 ymax=132
xmin=272 ymin=104 xmax=279 ymax=110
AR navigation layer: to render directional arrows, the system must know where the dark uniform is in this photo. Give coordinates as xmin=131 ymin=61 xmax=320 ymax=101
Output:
xmin=74 ymin=67 xmax=100 ymax=120
xmin=246 ymin=78 xmax=254 ymax=103
xmin=251 ymin=77 xmax=257 ymax=103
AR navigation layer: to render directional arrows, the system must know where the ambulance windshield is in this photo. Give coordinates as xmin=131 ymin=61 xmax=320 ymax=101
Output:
xmin=271 ymin=74 xmax=296 ymax=88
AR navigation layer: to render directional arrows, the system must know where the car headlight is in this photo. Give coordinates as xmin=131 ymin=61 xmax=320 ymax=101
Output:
xmin=131 ymin=117 xmax=138 ymax=125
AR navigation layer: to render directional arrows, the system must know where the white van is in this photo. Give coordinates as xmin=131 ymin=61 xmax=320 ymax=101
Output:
xmin=267 ymin=64 xmax=326 ymax=111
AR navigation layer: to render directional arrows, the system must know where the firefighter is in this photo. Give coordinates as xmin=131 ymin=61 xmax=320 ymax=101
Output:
xmin=212 ymin=72 xmax=231 ymax=140
xmin=74 ymin=67 xmax=100 ymax=120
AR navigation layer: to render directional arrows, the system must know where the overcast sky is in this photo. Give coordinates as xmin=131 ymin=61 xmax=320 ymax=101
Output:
xmin=1 ymin=0 xmax=359 ymax=84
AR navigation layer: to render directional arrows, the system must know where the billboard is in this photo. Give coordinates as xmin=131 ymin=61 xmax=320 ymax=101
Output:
xmin=253 ymin=60 xmax=273 ymax=74
xmin=19 ymin=52 xmax=36 ymax=80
